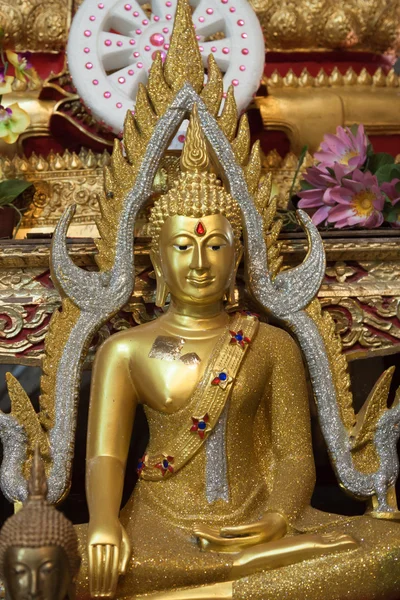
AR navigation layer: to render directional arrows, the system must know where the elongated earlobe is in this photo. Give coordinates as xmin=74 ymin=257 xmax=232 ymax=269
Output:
xmin=150 ymin=249 xmax=170 ymax=308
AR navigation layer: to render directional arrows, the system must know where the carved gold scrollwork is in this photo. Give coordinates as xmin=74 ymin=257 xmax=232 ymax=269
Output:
xmin=0 ymin=0 xmax=72 ymax=52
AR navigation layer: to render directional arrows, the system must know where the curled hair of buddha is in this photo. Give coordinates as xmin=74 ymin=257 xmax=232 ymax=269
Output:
xmin=149 ymin=104 xmax=242 ymax=251
xmin=0 ymin=447 xmax=80 ymax=580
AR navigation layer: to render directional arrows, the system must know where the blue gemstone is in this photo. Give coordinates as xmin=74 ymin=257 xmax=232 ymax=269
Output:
xmin=138 ymin=461 xmax=143 ymax=468
xmin=219 ymin=372 xmax=227 ymax=381
xmin=198 ymin=421 xmax=207 ymax=430
xmin=163 ymin=459 xmax=169 ymax=469
xmin=235 ymin=334 xmax=243 ymax=341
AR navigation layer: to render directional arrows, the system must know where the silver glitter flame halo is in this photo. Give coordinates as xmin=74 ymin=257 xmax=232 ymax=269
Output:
xmin=0 ymin=83 xmax=398 ymax=512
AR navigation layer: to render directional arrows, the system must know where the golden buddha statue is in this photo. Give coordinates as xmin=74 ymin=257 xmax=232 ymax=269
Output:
xmin=0 ymin=448 xmax=80 ymax=600
xmin=1 ymin=2 xmax=400 ymax=599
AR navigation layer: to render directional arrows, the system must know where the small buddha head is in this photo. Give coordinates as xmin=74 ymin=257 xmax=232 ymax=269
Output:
xmin=0 ymin=449 xmax=80 ymax=600
xmin=149 ymin=106 xmax=242 ymax=308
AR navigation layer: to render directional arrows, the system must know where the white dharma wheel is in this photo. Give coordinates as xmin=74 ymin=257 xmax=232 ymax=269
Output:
xmin=67 ymin=0 xmax=265 ymax=137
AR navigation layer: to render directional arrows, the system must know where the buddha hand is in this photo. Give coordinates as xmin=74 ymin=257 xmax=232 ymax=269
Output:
xmin=194 ymin=511 xmax=288 ymax=553
xmin=88 ymin=518 xmax=131 ymax=597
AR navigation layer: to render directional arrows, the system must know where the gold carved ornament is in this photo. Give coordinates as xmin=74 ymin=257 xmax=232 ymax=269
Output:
xmin=250 ymin=0 xmax=400 ymax=53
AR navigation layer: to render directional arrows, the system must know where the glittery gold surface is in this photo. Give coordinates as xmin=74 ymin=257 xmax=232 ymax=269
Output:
xmin=141 ymin=315 xmax=258 ymax=480
xmin=76 ymin=322 xmax=400 ymax=598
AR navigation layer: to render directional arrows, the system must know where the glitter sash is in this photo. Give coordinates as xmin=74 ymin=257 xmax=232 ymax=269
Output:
xmin=140 ymin=313 xmax=259 ymax=481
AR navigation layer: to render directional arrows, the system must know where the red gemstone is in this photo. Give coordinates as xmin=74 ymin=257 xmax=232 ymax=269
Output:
xmin=195 ymin=221 xmax=206 ymax=235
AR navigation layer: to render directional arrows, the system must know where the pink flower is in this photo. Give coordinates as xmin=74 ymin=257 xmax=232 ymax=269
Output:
xmin=381 ymin=178 xmax=400 ymax=204
xmin=298 ymin=164 xmax=347 ymax=225
xmin=327 ymin=170 xmax=384 ymax=228
xmin=315 ymin=124 xmax=368 ymax=174
xmin=382 ymin=178 xmax=400 ymax=228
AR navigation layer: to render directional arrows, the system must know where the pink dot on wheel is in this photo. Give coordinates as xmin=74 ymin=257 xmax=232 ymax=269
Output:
xmin=104 ymin=91 xmax=111 ymax=98
xmin=211 ymin=46 xmax=217 ymax=52
xmin=104 ymin=39 xmax=111 ymax=46
xmin=154 ymin=15 xmax=160 ymax=21
xmin=145 ymin=45 xmax=151 ymax=51
xmin=84 ymin=30 xmax=91 ymax=37
xmin=137 ymin=62 xmax=143 ymax=68
xmin=240 ymin=65 xmax=246 ymax=71
xmin=222 ymin=91 xmax=227 ymax=97
xmin=133 ymin=51 xmax=140 ymax=57
xmin=237 ymin=19 xmax=245 ymax=26
xmin=199 ymin=45 xmax=204 ymax=51
xmin=98 ymin=2 xmax=104 ymax=7
xmin=124 ymin=3 xmax=132 ymax=9
xmin=136 ymin=29 xmax=142 ymax=34
xmin=232 ymin=79 xmax=239 ymax=86
xmin=178 ymin=134 xmax=185 ymax=142
xmin=150 ymin=33 xmax=165 ymax=46
xmin=230 ymin=6 xmax=236 ymax=11
xmin=116 ymin=102 xmax=123 ymax=108
xmin=117 ymin=41 xmax=123 ymax=46
xmin=199 ymin=16 xmax=205 ymax=22
xmin=128 ymin=69 xmax=134 ymax=75
xmin=143 ymin=19 xmax=149 ymax=25
xmin=133 ymin=11 xmax=139 ymax=16
xmin=166 ymin=0 xmax=172 ymax=5
xmin=206 ymin=8 xmax=214 ymax=14
xmin=92 ymin=79 xmax=99 ymax=85
xmin=222 ymin=47 xmax=229 ymax=54
xmin=152 ymin=50 xmax=166 ymax=61
xmin=130 ymin=39 xmax=135 ymax=45
xmin=242 ymin=48 xmax=249 ymax=54
xmin=85 ymin=62 xmax=93 ymax=69
xmin=163 ymin=27 xmax=169 ymax=33
xmin=241 ymin=33 xmax=247 ymax=38
xmin=166 ymin=14 xmax=172 ymax=20
xmin=221 ymin=0 xmax=228 ymax=3
xmin=164 ymin=43 xmax=169 ymax=49
xmin=84 ymin=47 xmax=90 ymax=53
xmin=89 ymin=15 xmax=96 ymax=21
xmin=118 ymin=76 xmax=125 ymax=83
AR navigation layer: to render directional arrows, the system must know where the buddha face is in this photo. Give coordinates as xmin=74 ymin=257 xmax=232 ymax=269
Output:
xmin=156 ymin=213 xmax=236 ymax=305
xmin=3 ymin=546 xmax=71 ymax=600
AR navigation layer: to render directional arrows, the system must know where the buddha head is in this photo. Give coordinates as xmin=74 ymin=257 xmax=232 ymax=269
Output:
xmin=0 ymin=449 xmax=80 ymax=600
xmin=149 ymin=106 xmax=242 ymax=308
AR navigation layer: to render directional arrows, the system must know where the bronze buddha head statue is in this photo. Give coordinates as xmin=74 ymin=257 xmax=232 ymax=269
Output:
xmin=0 ymin=450 xmax=80 ymax=600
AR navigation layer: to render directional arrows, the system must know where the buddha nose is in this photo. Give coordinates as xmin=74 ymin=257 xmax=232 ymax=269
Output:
xmin=29 ymin=570 xmax=40 ymax=598
xmin=190 ymin=241 xmax=210 ymax=271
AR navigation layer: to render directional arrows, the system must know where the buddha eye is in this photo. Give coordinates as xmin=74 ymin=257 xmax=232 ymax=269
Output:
xmin=40 ymin=562 xmax=55 ymax=575
xmin=210 ymin=245 xmax=221 ymax=251
xmin=173 ymin=244 xmax=192 ymax=251
xmin=13 ymin=565 xmax=27 ymax=576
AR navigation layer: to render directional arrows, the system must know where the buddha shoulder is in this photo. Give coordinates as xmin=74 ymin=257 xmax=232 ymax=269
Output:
xmin=93 ymin=321 xmax=157 ymax=364
xmin=252 ymin=321 xmax=304 ymax=366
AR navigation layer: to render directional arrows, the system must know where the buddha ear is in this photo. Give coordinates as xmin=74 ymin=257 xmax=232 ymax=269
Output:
xmin=150 ymin=249 xmax=170 ymax=308
xmin=226 ymin=245 xmax=243 ymax=305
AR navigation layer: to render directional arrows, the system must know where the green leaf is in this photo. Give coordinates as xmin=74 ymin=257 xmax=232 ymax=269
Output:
xmin=385 ymin=208 xmax=400 ymax=223
xmin=0 ymin=179 xmax=32 ymax=206
xmin=300 ymin=180 xmax=313 ymax=191
xmin=367 ymin=152 xmax=394 ymax=174
xmin=375 ymin=164 xmax=400 ymax=185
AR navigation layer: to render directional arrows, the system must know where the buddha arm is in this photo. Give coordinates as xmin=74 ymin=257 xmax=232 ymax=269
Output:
xmin=86 ymin=336 xmax=137 ymax=531
xmin=263 ymin=332 xmax=315 ymax=522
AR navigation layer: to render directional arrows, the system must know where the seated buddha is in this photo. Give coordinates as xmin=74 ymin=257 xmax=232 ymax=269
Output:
xmin=76 ymin=111 xmax=400 ymax=600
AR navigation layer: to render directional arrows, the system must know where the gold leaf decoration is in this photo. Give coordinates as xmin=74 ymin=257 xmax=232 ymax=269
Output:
xmin=201 ymin=55 xmax=224 ymax=117
xmin=217 ymin=86 xmax=238 ymax=141
xmin=244 ymin=141 xmax=262 ymax=195
xmin=40 ymin=299 xmax=81 ymax=431
xmin=181 ymin=104 xmax=210 ymax=172
xmin=231 ymin=115 xmax=251 ymax=166
xmin=351 ymin=367 xmax=395 ymax=474
xmin=163 ymin=0 xmax=204 ymax=94
xmin=305 ymin=299 xmax=355 ymax=433
xmin=5 ymin=373 xmax=50 ymax=479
